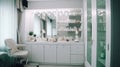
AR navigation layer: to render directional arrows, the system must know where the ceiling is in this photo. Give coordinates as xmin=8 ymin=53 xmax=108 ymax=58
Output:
xmin=27 ymin=0 xmax=83 ymax=9
xmin=27 ymin=0 xmax=82 ymax=1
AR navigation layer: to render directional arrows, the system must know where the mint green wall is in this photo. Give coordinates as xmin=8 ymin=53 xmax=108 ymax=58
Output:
xmin=0 ymin=0 xmax=17 ymax=47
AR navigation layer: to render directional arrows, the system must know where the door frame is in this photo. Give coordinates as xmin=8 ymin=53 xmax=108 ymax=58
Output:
xmin=106 ymin=0 xmax=111 ymax=67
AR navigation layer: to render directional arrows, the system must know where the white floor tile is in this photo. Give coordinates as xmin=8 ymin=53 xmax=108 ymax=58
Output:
xmin=24 ymin=64 xmax=84 ymax=67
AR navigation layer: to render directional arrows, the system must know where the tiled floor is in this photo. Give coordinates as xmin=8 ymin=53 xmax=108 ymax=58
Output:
xmin=24 ymin=64 xmax=84 ymax=67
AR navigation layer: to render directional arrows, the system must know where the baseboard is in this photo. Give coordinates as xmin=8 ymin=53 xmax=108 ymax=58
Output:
xmin=28 ymin=61 xmax=84 ymax=66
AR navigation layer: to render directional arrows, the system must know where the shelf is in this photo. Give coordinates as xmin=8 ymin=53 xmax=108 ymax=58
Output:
xmin=58 ymin=29 xmax=82 ymax=32
xmin=97 ymin=30 xmax=106 ymax=32
xmin=98 ymin=58 xmax=105 ymax=65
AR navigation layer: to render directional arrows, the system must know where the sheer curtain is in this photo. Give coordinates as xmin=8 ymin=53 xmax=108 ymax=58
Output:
xmin=0 ymin=0 xmax=17 ymax=47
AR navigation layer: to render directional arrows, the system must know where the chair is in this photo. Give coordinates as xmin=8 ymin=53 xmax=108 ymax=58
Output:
xmin=4 ymin=39 xmax=28 ymax=64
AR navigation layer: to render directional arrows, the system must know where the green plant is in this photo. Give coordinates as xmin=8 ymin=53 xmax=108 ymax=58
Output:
xmin=29 ymin=31 xmax=33 ymax=36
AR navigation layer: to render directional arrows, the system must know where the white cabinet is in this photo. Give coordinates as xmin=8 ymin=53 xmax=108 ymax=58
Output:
xmin=31 ymin=45 xmax=44 ymax=63
xmin=25 ymin=42 xmax=84 ymax=65
xmin=57 ymin=45 xmax=70 ymax=64
xmin=84 ymin=0 xmax=111 ymax=67
xmin=44 ymin=45 xmax=56 ymax=63
xmin=71 ymin=55 xmax=84 ymax=64
xmin=71 ymin=44 xmax=84 ymax=54
xmin=70 ymin=44 xmax=84 ymax=64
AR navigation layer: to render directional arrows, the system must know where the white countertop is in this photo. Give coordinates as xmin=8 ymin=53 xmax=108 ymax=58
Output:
xmin=24 ymin=41 xmax=84 ymax=45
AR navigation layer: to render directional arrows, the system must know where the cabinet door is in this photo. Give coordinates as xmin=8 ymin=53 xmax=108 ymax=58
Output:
xmin=71 ymin=44 xmax=84 ymax=54
xmin=96 ymin=0 xmax=106 ymax=67
xmin=70 ymin=44 xmax=84 ymax=64
xmin=85 ymin=0 xmax=111 ymax=67
xmin=31 ymin=45 xmax=44 ymax=62
xmin=71 ymin=55 xmax=84 ymax=64
xmin=57 ymin=45 xmax=70 ymax=64
xmin=44 ymin=45 xmax=56 ymax=63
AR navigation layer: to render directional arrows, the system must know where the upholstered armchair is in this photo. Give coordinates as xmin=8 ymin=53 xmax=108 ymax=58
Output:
xmin=0 ymin=47 xmax=15 ymax=67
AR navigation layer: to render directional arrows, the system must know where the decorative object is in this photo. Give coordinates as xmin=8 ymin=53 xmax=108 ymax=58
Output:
xmin=42 ymin=29 xmax=46 ymax=38
xmin=33 ymin=34 xmax=37 ymax=42
xmin=33 ymin=34 xmax=36 ymax=37
xmin=74 ymin=27 xmax=79 ymax=42
xmin=28 ymin=31 xmax=34 ymax=42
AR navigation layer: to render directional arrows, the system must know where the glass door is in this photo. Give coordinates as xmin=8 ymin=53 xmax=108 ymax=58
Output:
xmin=96 ymin=0 xmax=106 ymax=67
xmin=87 ymin=0 xmax=92 ymax=64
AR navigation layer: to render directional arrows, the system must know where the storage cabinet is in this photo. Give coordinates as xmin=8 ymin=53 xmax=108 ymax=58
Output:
xmin=70 ymin=44 xmax=84 ymax=64
xmin=44 ymin=45 xmax=56 ymax=63
xmin=71 ymin=44 xmax=84 ymax=54
xmin=25 ymin=42 xmax=84 ymax=65
xmin=31 ymin=45 xmax=44 ymax=63
xmin=71 ymin=55 xmax=84 ymax=64
xmin=57 ymin=45 xmax=70 ymax=64
xmin=96 ymin=1 xmax=106 ymax=67
xmin=85 ymin=0 xmax=111 ymax=67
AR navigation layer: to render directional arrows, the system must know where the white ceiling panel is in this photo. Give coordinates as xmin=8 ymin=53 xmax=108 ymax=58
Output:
xmin=27 ymin=0 xmax=82 ymax=1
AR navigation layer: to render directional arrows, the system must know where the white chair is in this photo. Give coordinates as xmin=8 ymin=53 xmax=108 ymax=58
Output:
xmin=4 ymin=39 xmax=28 ymax=64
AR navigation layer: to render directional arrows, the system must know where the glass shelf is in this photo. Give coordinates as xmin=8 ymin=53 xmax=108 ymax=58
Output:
xmin=98 ymin=58 xmax=105 ymax=66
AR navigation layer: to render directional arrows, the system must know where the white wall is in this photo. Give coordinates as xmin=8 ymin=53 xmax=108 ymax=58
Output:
xmin=27 ymin=0 xmax=83 ymax=9
xmin=0 ymin=0 xmax=17 ymax=47
xmin=24 ymin=10 xmax=34 ymax=41
xmin=24 ymin=0 xmax=83 ymax=42
xmin=18 ymin=10 xmax=26 ymax=43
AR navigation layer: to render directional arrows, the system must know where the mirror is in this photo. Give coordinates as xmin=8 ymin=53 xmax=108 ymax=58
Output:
xmin=26 ymin=8 xmax=82 ymax=42
xmin=33 ymin=11 xmax=57 ymax=39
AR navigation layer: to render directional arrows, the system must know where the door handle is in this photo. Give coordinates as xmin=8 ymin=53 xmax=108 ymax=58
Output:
xmin=107 ymin=44 xmax=109 ymax=51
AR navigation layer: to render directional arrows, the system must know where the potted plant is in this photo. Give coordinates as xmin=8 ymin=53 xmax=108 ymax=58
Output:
xmin=28 ymin=31 xmax=34 ymax=41
xmin=29 ymin=31 xmax=34 ymax=36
